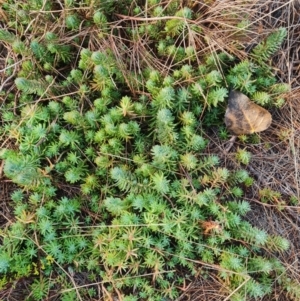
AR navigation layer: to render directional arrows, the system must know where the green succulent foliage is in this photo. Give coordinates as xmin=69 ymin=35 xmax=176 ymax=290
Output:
xmin=0 ymin=29 xmax=17 ymax=43
xmin=251 ymin=27 xmax=287 ymax=62
xmin=1 ymin=151 xmax=46 ymax=188
xmin=165 ymin=7 xmax=193 ymax=37
xmin=0 ymin=0 xmax=290 ymax=300
xmin=235 ymin=148 xmax=252 ymax=165
xmin=15 ymin=78 xmax=47 ymax=96
xmin=226 ymin=32 xmax=288 ymax=104
xmin=279 ymin=276 xmax=300 ymax=300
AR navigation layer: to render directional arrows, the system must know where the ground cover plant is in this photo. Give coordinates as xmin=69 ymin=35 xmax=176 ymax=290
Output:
xmin=0 ymin=0 xmax=298 ymax=300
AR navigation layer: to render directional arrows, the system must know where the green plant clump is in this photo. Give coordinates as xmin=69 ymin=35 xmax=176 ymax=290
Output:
xmin=0 ymin=1 xmax=292 ymax=300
